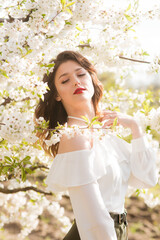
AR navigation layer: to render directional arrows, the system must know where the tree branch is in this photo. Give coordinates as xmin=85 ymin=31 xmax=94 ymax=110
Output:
xmin=0 ymin=186 xmax=53 ymax=195
xmin=48 ymin=10 xmax=62 ymax=23
xmin=0 ymin=9 xmax=61 ymax=24
xmin=30 ymin=164 xmax=49 ymax=171
xmin=0 ymin=97 xmax=12 ymax=106
xmin=78 ymin=44 xmax=91 ymax=48
xmin=119 ymin=55 xmax=151 ymax=64
xmin=0 ymin=10 xmax=35 ymax=23
xmin=78 ymin=44 xmax=159 ymax=65
xmin=0 ymin=96 xmax=35 ymax=107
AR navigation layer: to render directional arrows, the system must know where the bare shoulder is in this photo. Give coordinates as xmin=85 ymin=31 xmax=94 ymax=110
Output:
xmin=57 ymin=133 xmax=92 ymax=154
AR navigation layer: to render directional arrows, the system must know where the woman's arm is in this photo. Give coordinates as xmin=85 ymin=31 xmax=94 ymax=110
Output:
xmin=129 ymin=120 xmax=143 ymax=139
xmin=57 ymin=134 xmax=117 ymax=240
xmin=101 ymin=109 xmax=143 ymax=139
xmin=113 ymin=134 xmax=158 ymax=188
xmin=68 ymin=181 xmax=117 ymax=240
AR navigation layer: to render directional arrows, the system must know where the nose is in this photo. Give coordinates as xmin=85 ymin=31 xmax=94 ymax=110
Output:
xmin=73 ymin=75 xmax=80 ymax=86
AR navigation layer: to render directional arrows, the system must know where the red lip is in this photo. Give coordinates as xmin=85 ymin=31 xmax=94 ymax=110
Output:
xmin=74 ymin=87 xmax=86 ymax=94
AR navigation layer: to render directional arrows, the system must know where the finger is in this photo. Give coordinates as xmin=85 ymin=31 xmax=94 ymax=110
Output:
xmin=102 ymin=110 xmax=115 ymax=115
xmin=102 ymin=115 xmax=117 ymax=121
xmin=103 ymin=112 xmax=117 ymax=117
xmin=102 ymin=119 xmax=114 ymax=127
xmin=103 ymin=110 xmax=115 ymax=114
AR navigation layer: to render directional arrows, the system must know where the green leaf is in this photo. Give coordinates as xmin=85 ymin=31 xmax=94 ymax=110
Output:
xmin=76 ymin=25 xmax=82 ymax=31
xmin=21 ymin=156 xmax=31 ymax=165
xmin=2 ymin=166 xmax=10 ymax=174
xmin=29 ymin=71 xmax=35 ymax=76
xmin=112 ymin=117 xmax=118 ymax=127
xmin=124 ymin=14 xmax=132 ymax=22
xmin=0 ymin=69 xmax=9 ymax=78
xmin=66 ymin=7 xmax=72 ymax=15
xmin=81 ymin=116 xmax=89 ymax=124
xmin=90 ymin=116 xmax=99 ymax=123
xmin=61 ymin=0 xmax=66 ymax=7
xmin=46 ymin=35 xmax=53 ymax=39
xmin=66 ymin=2 xmax=75 ymax=7
xmin=142 ymin=51 xmax=149 ymax=56
xmin=30 ymin=199 xmax=36 ymax=203
xmin=4 ymin=156 xmax=12 ymax=163
xmin=65 ymin=21 xmax=72 ymax=25
xmin=125 ymin=3 xmax=131 ymax=12
xmin=111 ymin=117 xmax=118 ymax=131
xmin=135 ymin=189 xmax=140 ymax=196
xmin=17 ymin=47 xmax=23 ymax=55
xmin=37 ymin=93 xmax=43 ymax=99
xmin=23 ymin=49 xmax=33 ymax=57
xmin=25 ymin=168 xmax=33 ymax=174
xmin=146 ymin=125 xmax=151 ymax=132
xmin=92 ymin=121 xmax=103 ymax=125
xmin=46 ymin=63 xmax=55 ymax=68
xmin=21 ymin=167 xmax=26 ymax=182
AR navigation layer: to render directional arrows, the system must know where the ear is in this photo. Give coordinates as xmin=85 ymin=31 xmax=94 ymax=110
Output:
xmin=55 ymin=95 xmax=61 ymax=101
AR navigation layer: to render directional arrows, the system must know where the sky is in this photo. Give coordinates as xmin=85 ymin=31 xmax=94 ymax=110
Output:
xmin=129 ymin=19 xmax=160 ymax=88
xmin=105 ymin=0 xmax=160 ymax=88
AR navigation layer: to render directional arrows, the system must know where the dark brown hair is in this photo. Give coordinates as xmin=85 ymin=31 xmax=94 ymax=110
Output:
xmin=34 ymin=50 xmax=104 ymax=157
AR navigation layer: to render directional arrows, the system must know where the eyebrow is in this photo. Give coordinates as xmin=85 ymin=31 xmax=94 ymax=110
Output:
xmin=58 ymin=67 xmax=83 ymax=80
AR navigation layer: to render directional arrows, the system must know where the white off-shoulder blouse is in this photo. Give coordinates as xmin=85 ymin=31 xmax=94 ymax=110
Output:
xmin=45 ymin=134 xmax=158 ymax=240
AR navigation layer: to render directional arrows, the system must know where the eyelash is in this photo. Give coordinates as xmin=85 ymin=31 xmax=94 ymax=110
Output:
xmin=62 ymin=74 xmax=86 ymax=84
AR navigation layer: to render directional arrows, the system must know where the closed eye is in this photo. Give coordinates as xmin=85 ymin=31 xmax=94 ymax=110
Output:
xmin=78 ymin=73 xmax=86 ymax=77
xmin=62 ymin=74 xmax=85 ymax=84
xmin=62 ymin=79 xmax=69 ymax=84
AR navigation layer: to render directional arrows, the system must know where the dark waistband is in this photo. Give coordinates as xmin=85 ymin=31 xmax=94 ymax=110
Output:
xmin=109 ymin=210 xmax=127 ymax=224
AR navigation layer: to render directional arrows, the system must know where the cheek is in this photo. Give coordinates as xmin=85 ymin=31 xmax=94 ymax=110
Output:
xmin=56 ymin=85 xmax=71 ymax=101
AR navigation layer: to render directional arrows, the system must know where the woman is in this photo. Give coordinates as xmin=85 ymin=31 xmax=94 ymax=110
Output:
xmin=34 ymin=51 xmax=158 ymax=240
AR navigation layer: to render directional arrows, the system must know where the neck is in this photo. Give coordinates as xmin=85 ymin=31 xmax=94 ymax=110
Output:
xmin=67 ymin=106 xmax=96 ymax=121
xmin=68 ymin=115 xmax=87 ymax=123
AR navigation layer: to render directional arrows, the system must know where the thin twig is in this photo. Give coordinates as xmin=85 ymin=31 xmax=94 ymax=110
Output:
xmin=78 ymin=44 xmax=91 ymax=48
xmin=0 ymin=10 xmax=35 ymax=23
xmin=48 ymin=10 xmax=62 ymax=23
xmin=30 ymin=164 xmax=49 ymax=171
xmin=0 ymin=186 xmax=53 ymax=195
xmin=78 ymin=44 xmax=156 ymax=65
xmin=119 ymin=55 xmax=151 ymax=64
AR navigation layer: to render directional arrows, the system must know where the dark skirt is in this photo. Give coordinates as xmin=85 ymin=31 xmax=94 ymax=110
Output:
xmin=63 ymin=212 xmax=128 ymax=240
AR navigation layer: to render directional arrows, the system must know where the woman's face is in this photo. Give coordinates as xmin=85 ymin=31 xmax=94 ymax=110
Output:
xmin=54 ymin=60 xmax=95 ymax=111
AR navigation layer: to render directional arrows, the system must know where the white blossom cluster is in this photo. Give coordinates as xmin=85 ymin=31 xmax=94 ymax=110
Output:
xmin=0 ymin=0 xmax=159 ymax=102
xmin=139 ymin=190 xmax=160 ymax=208
xmin=0 ymin=179 xmax=71 ymax=239
xmin=0 ymin=107 xmax=37 ymax=143
xmin=134 ymin=107 xmax=160 ymax=135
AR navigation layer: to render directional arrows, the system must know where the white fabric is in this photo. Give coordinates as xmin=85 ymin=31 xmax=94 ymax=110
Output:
xmin=45 ymin=134 xmax=158 ymax=240
xmin=68 ymin=181 xmax=117 ymax=240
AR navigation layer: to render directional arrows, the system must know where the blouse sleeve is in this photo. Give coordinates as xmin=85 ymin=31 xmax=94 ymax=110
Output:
xmin=68 ymin=181 xmax=117 ymax=240
xmin=129 ymin=136 xmax=158 ymax=188
xmin=45 ymin=149 xmax=117 ymax=240
xmin=112 ymin=135 xmax=158 ymax=188
xmin=45 ymin=149 xmax=107 ymax=193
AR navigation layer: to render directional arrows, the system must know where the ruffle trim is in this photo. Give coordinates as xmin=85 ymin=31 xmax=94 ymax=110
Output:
xmin=45 ymin=135 xmax=131 ymax=193
xmin=45 ymin=147 xmax=109 ymax=193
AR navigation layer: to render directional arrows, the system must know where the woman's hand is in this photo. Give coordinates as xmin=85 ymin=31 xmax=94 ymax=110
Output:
xmin=101 ymin=110 xmax=143 ymax=139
